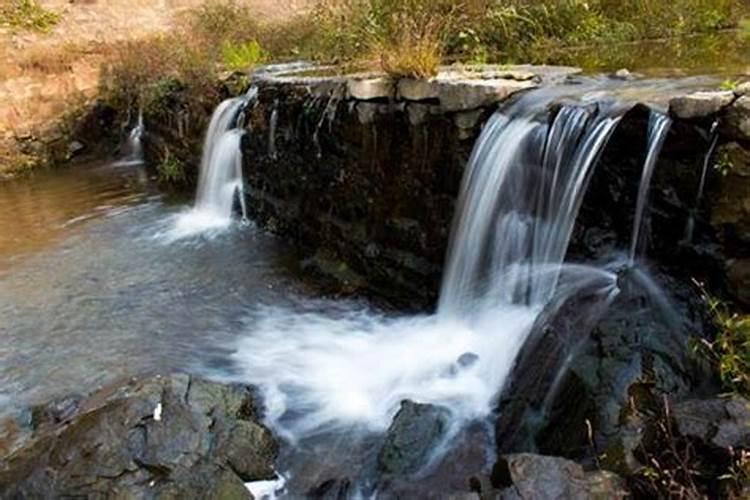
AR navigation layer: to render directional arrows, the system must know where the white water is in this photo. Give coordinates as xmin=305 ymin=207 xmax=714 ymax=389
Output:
xmin=230 ymin=94 xmax=628 ymax=460
xmin=114 ymin=111 xmax=145 ymax=166
xmin=629 ymin=112 xmax=672 ymax=264
xmin=172 ymin=98 xmax=248 ymax=238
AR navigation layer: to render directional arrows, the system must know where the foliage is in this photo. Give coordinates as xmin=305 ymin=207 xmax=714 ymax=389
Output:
xmin=692 ymin=284 xmax=750 ymax=398
xmin=221 ymin=40 xmax=265 ymax=71
xmin=294 ymin=0 xmax=747 ymax=72
xmin=156 ymin=150 xmax=186 ymax=184
xmin=628 ymin=398 xmax=749 ymax=499
xmin=720 ymin=79 xmax=741 ymax=91
xmin=0 ymin=0 xmax=60 ymax=33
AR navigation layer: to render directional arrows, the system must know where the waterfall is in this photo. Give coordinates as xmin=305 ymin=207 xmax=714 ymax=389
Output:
xmin=628 ymin=111 xmax=671 ymax=265
xmin=268 ymin=100 xmax=279 ymax=159
xmin=194 ymin=97 xmax=246 ymax=219
xmin=115 ymin=110 xmax=145 ymax=166
xmin=440 ymin=101 xmax=622 ymax=316
xmin=170 ymin=89 xmax=256 ymax=238
xmin=684 ymin=119 xmax=720 ymax=243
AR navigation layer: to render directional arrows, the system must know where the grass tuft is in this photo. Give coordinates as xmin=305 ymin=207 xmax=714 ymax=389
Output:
xmin=0 ymin=0 xmax=60 ymax=33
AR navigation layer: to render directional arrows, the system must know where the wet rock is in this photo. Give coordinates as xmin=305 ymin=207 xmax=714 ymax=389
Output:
xmin=0 ymin=374 xmax=278 ymax=499
xmin=669 ymin=91 xmax=735 ymax=119
xmin=612 ymin=69 xmax=635 ymax=80
xmin=307 ymin=478 xmax=352 ymax=500
xmin=347 ymin=77 xmax=395 ymax=101
xmin=66 ymin=140 xmax=85 ymax=158
xmin=378 ymin=400 xmax=451 ymax=477
xmin=725 ymin=95 xmax=750 ymax=141
xmin=30 ymin=393 xmax=84 ymax=430
xmin=727 ymin=258 xmax=750 ymax=307
xmin=491 ymin=453 xmax=628 ymax=499
xmin=711 ymin=142 xmax=750 ymax=247
xmin=672 ymin=396 xmax=750 ymax=450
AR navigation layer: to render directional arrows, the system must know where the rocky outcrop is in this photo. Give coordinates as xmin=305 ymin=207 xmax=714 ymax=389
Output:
xmin=0 ymin=374 xmax=279 ymax=499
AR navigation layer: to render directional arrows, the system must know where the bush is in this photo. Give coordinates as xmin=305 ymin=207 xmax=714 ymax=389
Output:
xmin=221 ymin=40 xmax=265 ymax=71
xmin=0 ymin=0 xmax=60 ymax=33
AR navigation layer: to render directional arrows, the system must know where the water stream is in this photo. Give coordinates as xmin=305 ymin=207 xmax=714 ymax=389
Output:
xmin=0 ymin=77 xmax=714 ymax=497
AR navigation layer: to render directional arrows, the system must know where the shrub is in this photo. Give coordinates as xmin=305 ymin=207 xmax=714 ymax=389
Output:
xmin=0 ymin=0 xmax=60 ymax=33
xmin=221 ymin=40 xmax=265 ymax=71
xmin=692 ymin=285 xmax=750 ymax=398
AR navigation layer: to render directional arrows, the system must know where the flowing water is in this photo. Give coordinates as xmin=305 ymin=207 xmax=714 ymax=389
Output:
xmin=628 ymin=111 xmax=672 ymax=264
xmin=0 ymin=76 xmax=716 ymax=497
xmin=0 ymin=162 xmax=305 ymax=418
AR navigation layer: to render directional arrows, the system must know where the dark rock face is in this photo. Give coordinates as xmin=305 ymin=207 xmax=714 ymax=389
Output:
xmin=378 ymin=400 xmax=452 ymax=477
xmin=0 ymin=374 xmax=279 ymax=499
xmin=491 ymin=453 xmax=627 ymax=499
xmin=242 ymin=82 xmax=488 ymax=307
xmin=673 ymin=397 xmax=750 ymax=450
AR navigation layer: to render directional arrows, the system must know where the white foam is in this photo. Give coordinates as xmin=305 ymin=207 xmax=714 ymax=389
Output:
xmin=231 ymin=302 xmax=539 ymax=442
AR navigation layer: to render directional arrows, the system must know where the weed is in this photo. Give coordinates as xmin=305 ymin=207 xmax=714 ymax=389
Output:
xmin=221 ymin=40 xmax=265 ymax=71
xmin=693 ymin=283 xmax=750 ymax=398
xmin=0 ymin=0 xmax=60 ymax=33
xmin=157 ymin=151 xmax=186 ymax=184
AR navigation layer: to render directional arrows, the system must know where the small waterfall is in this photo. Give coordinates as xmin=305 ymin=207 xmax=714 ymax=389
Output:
xmin=684 ymin=120 xmax=720 ymax=243
xmin=268 ymin=100 xmax=279 ymax=159
xmin=628 ymin=111 xmax=671 ymax=265
xmin=115 ymin=111 xmax=145 ymax=166
xmin=440 ymin=101 xmax=622 ymax=315
xmin=170 ymin=89 xmax=256 ymax=237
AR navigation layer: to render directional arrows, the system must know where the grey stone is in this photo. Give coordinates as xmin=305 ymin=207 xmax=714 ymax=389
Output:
xmin=377 ymin=400 xmax=451 ymax=477
xmin=0 ymin=374 xmax=278 ymax=499
xmin=492 ymin=454 xmax=628 ymax=499
xmin=356 ymin=102 xmax=379 ymax=124
xmin=407 ymin=103 xmax=430 ymax=126
xmin=669 ymin=90 xmax=735 ymax=119
xmin=725 ymin=95 xmax=750 ymax=141
xmin=398 ymin=78 xmax=440 ymax=101
xmin=673 ymin=397 xmax=750 ymax=450
xmin=438 ymin=78 xmax=536 ymax=112
xmin=347 ymin=77 xmax=394 ymax=100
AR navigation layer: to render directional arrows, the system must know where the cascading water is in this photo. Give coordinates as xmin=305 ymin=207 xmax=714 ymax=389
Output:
xmin=115 ymin=110 xmax=145 ymax=166
xmin=628 ymin=111 xmax=672 ymax=265
xmin=684 ymin=119 xmax=720 ymax=243
xmin=170 ymin=89 xmax=256 ymax=238
xmin=229 ymin=89 xmax=651 ymax=496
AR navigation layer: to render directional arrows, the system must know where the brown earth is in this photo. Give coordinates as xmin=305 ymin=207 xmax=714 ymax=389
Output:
xmin=0 ymin=0 xmax=311 ymax=176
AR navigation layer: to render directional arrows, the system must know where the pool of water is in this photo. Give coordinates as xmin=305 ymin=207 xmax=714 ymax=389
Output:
xmin=0 ymin=161 xmax=307 ymax=415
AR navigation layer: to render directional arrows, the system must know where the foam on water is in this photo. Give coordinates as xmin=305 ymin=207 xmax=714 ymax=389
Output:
xmin=232 ymin=302 xmax=539 ymax=441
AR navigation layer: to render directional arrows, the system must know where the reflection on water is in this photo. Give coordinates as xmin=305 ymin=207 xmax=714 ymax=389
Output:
xmin=557 ymin=31 xmax=750 ymax=76
xmin=0 ymin=161 xmax=304 ymax=415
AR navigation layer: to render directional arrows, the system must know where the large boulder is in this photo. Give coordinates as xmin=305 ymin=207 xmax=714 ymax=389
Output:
xmin=0 ymin=374 xmax=279 ymax=499
xmin=672 ymin=397 xmax=750 ymax=451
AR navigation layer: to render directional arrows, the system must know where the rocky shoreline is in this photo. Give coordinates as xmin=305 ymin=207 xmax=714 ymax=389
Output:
xmin=2 ymin=374 xmax=747 ymax=498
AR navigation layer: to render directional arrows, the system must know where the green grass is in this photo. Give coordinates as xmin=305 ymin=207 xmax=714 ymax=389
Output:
xmin=221 ymin=40 xmax=265 ymax=71
xmin=1 ymin=0 xmax=60 ymax=33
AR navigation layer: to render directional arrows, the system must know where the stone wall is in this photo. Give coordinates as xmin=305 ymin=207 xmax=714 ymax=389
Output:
xmin=237 ymin=66 xmax=750 ymax=307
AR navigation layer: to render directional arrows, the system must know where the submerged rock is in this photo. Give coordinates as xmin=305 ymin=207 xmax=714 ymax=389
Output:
xmin=378 ymin=400 xmax=451 ymax=477
xmin=491 ymin=453 xmax=627 ymax=499
xmin=0 ymin=374 xmax=279 ymax=499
